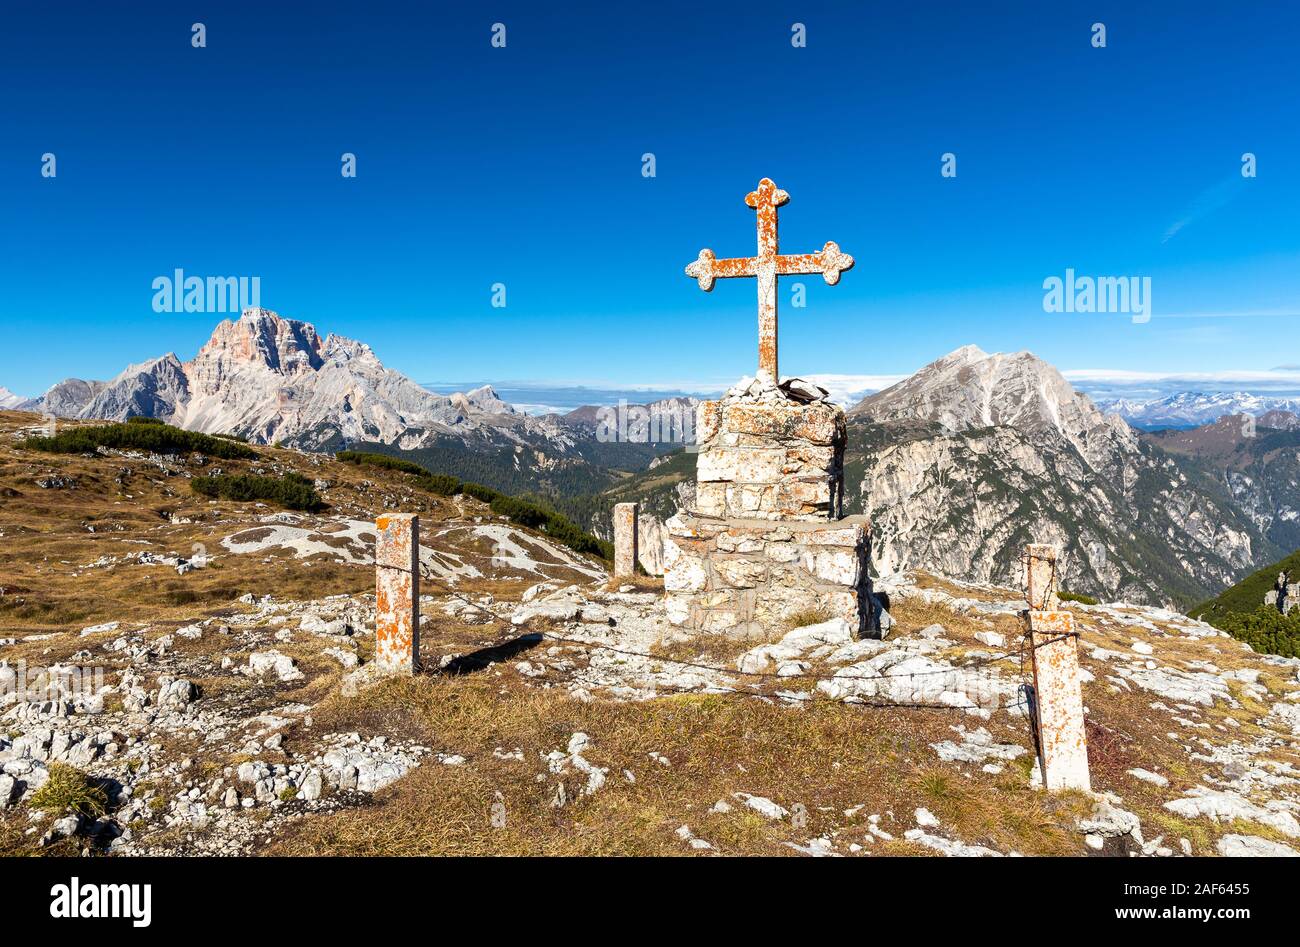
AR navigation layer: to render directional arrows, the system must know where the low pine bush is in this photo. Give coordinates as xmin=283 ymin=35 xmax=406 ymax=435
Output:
xmin=191 ymin=472 xmax=323 ymax=512
xmin=26 ymin=420 xmax=257 ymax=460
xmin=1210 ymin=606 xmax=1300 ymax=658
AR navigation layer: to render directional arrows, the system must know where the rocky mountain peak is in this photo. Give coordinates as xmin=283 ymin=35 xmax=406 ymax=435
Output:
xmin=0 ymin=386 xmax=26 ymax=409
xmin=931 ymin=343 xmax=989 ymax=368
xmin=197 ymin=308 xmax=324 ymax=377
xmin=463 ymin=385 xmax=517 ymax=415
xmin=27 ymin=310 xmax=592 ymax=456
xmin=1258 ymin=409 xmax=1300 ymax=430
xmin=850 ymin=345 xmax=1136 ymax=464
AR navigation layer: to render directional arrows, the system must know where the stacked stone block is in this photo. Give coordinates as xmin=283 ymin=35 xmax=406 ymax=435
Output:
xmin=664 ymin=380 xmax=874 ymax=640
xmin=691 ymin=397 xmax=846 ymax=521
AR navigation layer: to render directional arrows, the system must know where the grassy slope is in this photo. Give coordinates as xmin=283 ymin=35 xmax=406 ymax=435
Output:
xmin=0 ymin=411 xmax=604 ymax=633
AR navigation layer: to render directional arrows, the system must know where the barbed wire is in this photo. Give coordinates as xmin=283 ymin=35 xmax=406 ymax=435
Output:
xmin=375 ymin=559 xmax=1074 ymax=714
xmin=1016 ymin=550 xmax=1060 ymax=608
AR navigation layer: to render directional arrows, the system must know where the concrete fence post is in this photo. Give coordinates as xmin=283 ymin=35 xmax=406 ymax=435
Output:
xmin=375 ymin=513 xmax=419 ymax=673
xmin=1022 ymin=543 xmax=1090 ymax=792
xmin=613 ymin=502 xmax=639 ymax=578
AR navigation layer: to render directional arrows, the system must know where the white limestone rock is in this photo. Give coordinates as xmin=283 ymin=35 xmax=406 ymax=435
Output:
xmin=1217 ymin=834 xmax=1299 ymax=857
xmin=1164 ymin=788 xmax=1300 ymax=838
xmin=1127 ymin=768 xmax=1169 ymax=788
xmin=903 ymin=829 xmax=1003 ymax=857
xmin=247 ymin=650 xmax=304 ymax=682
xmin=742 ymin=795 xmax=789 ymax=820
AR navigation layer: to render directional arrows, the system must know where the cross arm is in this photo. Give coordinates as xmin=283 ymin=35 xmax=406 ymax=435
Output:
xmin=684 ymin=249 xmax=759 ymax=291
xmin=774 ymin=241 xmax=855 ymax=285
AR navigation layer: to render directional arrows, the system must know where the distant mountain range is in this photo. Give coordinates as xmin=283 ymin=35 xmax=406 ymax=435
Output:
xmin=1097 ymin=391 xmax=1300 ymax=430
xmin=5 ymin=308 xmax=691 ymax=508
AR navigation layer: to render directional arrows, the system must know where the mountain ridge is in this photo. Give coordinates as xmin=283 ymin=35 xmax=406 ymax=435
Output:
xmin=844 ymin=346 xmax=1274 ymax=607
xmin=29 ymin=308 xmax=576 ymax=456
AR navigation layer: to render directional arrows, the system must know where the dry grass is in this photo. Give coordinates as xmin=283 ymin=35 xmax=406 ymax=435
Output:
xmin=647 ymin=630 xmax=757 ymax=668
xmin=28 ymin=763 xmax=108 ymax=819
xmin=269 ymin=670 xmax=1090 ymax=857
xmin=604 ymin=575 xmax=664 ymax=594
xmin=889 ymin=596 xmax=1022 ymax=643
xmin=785 ymin=608 xmax=832 ymax=630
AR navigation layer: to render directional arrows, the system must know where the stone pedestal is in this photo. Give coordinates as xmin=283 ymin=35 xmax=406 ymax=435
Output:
xmin=665 ymin=513 xmax=872 ymax=639
xmin=664 ymin=378 xmax=874 ymax=640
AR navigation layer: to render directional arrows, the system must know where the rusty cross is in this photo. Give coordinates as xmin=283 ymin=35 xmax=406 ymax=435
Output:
xmin=685 ymin=178 xmax=854 ymax=385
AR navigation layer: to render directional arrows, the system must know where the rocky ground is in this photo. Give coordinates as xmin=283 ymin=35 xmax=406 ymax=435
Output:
xmin=3 ymin=411 xmax=1300 ymax=856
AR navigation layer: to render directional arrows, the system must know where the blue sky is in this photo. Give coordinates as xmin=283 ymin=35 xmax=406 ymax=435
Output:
xmin=2 ymin=1 xmax=1298 ymax=400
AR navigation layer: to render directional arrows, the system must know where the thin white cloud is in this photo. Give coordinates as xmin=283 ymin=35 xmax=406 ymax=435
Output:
xmin=1162 ymin=174 xmax=1248 ymax=243
xmin=800 ymin=373 xmax=907 ymax=405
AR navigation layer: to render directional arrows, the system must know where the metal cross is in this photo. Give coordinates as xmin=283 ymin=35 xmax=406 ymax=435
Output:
xmin=685 ymin=178 xmax=854 ymax=385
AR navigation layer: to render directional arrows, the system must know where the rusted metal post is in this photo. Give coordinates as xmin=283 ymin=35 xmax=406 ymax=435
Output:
xmin=613 ymin=502 xmax=639 ymax=578
xmin=685 ymin=178 xmax=855 ymax=386
xmin=1022 ymin=544 xmax=1090 ymax=792
xmin=375 ymin=513 xmax=419 ymax=673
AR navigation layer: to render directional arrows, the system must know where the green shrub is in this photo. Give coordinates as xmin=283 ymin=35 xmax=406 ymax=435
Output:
xmin=1208 ymin=606 xmax=1300 ymax=658
xmin=461 ymin=481 xmax=501 ymax=504
xmin=191 ymin=472 xmax=323 ymax=512
xmin=336 ymin=450 xmax=428 ymax=477
xmin=26 ymin=420 xmax=257 ymax=460
xmin=1059 ymin=590 xmax=1098 ymax=606
xmin=336 ymin=451 xmax=463 ymax=496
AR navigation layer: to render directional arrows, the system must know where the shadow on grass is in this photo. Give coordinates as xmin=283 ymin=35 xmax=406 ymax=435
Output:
xmin=438 ymin=632 xmax=543 ymax=676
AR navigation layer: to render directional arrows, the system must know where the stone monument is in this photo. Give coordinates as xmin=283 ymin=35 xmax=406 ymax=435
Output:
xmin=663 ymin=178 xmax=875 ymax=639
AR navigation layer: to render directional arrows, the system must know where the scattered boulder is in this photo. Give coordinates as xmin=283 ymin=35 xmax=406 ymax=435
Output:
xmin=1164 ymin=788 xmax=1300 ymax=838
xmin=741 ymin=795 xmax=789 ymax=820
xmin=156 ymin=676 xmax=196 ymax=711
xmin=247 ymin=650 xmax=304 ymax=683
